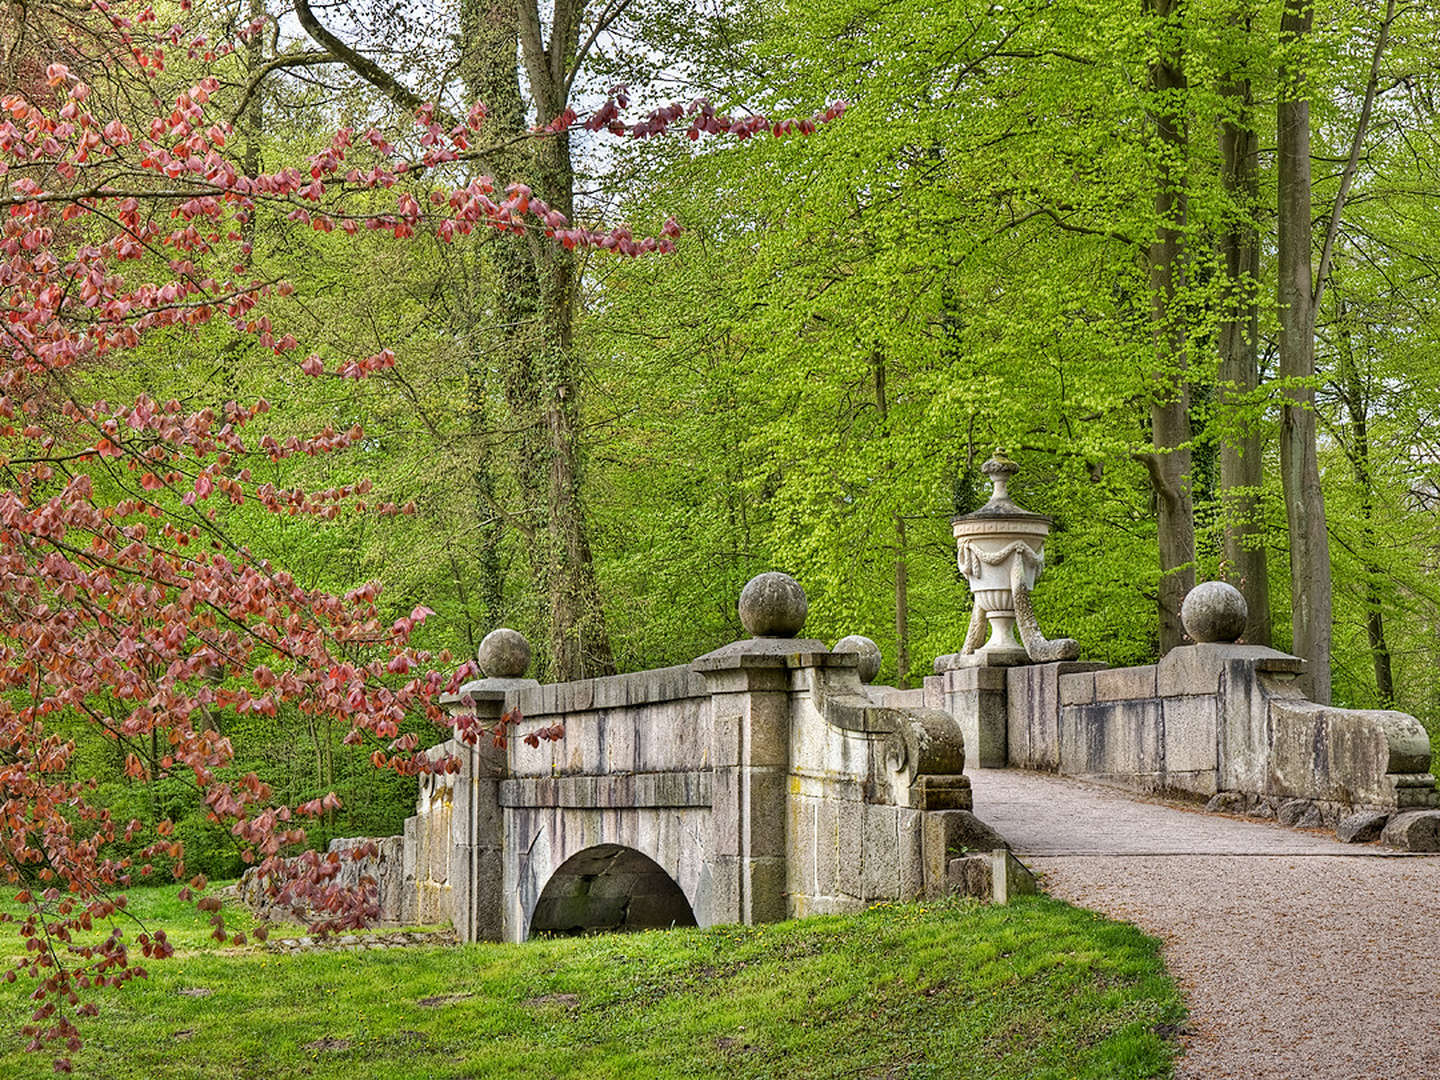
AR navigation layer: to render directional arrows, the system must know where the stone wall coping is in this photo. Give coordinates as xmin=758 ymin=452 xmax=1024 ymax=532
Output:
xmin=1093 ymin=664 xmax=1159 ymax=703
xmin=1157 ymin=642 xmax=1304 ymax=697
xmin=440 ymin=676 xmax=540 ymax=709
xmin=505 ymin=665 xmax=709 ymax=717
xmin=691 ymin=638 xmax=836 ymax=671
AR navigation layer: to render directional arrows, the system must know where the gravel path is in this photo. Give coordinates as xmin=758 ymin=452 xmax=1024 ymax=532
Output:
xmin=970 ymin=768 xmax=1440 ymax=1080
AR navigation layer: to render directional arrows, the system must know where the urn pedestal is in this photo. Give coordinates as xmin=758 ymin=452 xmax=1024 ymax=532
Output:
xmin=937 ymin=453 xmax=1079 ymax=671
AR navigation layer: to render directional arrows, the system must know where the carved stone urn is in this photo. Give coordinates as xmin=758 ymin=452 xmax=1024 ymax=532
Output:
xmin=946 ymin=452 xmax=1079 ymax=667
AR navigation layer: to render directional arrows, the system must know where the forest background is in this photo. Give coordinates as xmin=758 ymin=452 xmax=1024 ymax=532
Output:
xmin=7 ymin=0 xmax=1440 ymax=879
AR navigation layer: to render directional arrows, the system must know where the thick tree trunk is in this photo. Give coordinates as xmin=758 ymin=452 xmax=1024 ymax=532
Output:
xmin=450 ymin=0 xmax=614 ymax=677
xmin=1217 ymin=33 xmax=1272 ymax=646
xmin=1277 ymin=0 xmax=1333 ymax=702
xmin=1145 ymin=0 xmax=1195 ymax=655
xmin=515 ymin=0 xmax=615 ymax=679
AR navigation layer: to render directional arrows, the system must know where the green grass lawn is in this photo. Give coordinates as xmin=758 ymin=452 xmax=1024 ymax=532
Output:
xmin=0 ymin=888 xmax=1183 ymax=1080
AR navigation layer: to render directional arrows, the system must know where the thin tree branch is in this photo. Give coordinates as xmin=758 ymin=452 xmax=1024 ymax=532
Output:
xmin=565 ymin=0 xmax=632 ymax=100
xmin=1314 ymin=0 xmax=1397 ymax=310
xmin=227 ymin=51 xmax=338 ymax=124
xmin=294 ymin=0 xmax=457 ymax=128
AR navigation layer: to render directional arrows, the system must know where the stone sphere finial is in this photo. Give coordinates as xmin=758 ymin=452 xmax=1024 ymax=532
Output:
xmin=1181 ymin=581 xmax=1248 ymax=643
xmin=477 ymin=627 xmax=531 ymax=677
xmin=834 ymin=635 xmax=882 ymax=683
xmin=738 ymin=572 xmax=808 ymax=638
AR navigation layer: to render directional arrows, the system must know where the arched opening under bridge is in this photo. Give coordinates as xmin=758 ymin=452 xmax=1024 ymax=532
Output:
xmin=528 ymin=844 xmax=698 ymax=938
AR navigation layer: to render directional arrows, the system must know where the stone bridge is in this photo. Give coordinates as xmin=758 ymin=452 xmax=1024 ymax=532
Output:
xmin=403 ymin=573 xmax=992 ymax=943
xmin=373 ymin=457 xmax=1440 ymax=942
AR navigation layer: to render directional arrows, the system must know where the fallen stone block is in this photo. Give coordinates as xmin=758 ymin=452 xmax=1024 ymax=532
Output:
xmin=1245 ymin=798 xmax=1278 ymax=820
xmin=1336 ymin=811 xmax=1390 ymax=844
xmin=1277 ymin=798 xmax=1325 ymax=829
xmin=946 ymin=854 xmax=992 ymax=899
xmin=1205 ymin=791 xmax=1248 ymax=815
xmin=1380 ymin=810 xmax=1440 ymax=852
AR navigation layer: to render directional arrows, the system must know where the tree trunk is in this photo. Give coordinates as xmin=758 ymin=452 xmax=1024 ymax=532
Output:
xmin=241 ymin=0 xmax=264 ymax=178
xmin=1145 ymin=0 xmax=1195 ymax=655
xmin=871 ymin=348 xmax=910 ymax=687
xmin=1277 ymin=0 xmax=1333 ymax=702
xmin=515 ymin=0 xmax=616 ymax=678
xmin=1336 ymin=312 xmax=1394 ymax=704
xmin=1217 ymin=18 xmax=1272 ymax=646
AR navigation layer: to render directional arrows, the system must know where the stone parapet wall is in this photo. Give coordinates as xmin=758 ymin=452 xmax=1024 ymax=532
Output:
xmin=965 ymin=641 xmax=1440 ymax=843
xmin=393 ymin=627 xmax=980 ymax=942
xmin=1266 ymin=701 xmax=1439 ymax=810
xmin=507 ymin=665 xmax=712 ymax=778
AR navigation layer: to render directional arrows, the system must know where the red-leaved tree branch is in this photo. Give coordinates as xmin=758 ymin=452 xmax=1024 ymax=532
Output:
xmin=0 ymin=1 xmax=842 ymax=1069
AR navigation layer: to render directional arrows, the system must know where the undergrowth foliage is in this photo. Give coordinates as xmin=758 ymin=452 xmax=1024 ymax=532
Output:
xmin=0 ymin=0 xmax=841 ymax=1068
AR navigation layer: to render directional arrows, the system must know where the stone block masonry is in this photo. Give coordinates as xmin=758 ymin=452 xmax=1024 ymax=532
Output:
xmin=394 ymin=573 xmax=1002 ymax=943
xmin=968 ymin=580 xmax=1440 ymax=848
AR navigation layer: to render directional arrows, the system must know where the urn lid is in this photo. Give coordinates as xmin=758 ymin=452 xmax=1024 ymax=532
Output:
xmin=952 ymin=451 xmax=1051 ymax=526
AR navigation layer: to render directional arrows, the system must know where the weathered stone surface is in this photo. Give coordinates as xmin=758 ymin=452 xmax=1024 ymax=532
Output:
xmin=946 ymin=851 xmax=1035 ymax=904
xmin=991 ymin=849 xmax=1037 ymax=903
xmin=1205 ymin=791 xmax=1249 ymax=815
xmin=1336 ymin=811 xmax=1390 ymax=844
xmin=942 ymin=663 xmax=1007 ymax=768
xmin=862 ymin=804 xmax=902 ymax=899
xmin=1381 ymin=810 xmax=1440 ymax=852
xmin=738 ymin=571 xmax=808 ymax=637
xmin=1006 ymin=662 xmax=1106 ymax=770
xmin=1093 ymin=665 xmax=1158 ymax=703
xmin=1180 ymin=581 xmax=1248 ymax=644
xmin=1268 ymin=700 xmax=1434 ymax=808
xmin=1162 ymin=695 xmax=1219 ymax=777
xmin=1155 ymin=641 xmax=1301 ymax=699
xmin=927 ymin=809 xmax=1010 ymax=855
xmin=1059 ymin=671 xmax=1096 ymax=706
xmin=1277 ymin=798 xmax=1325 ymax=829
xmin=238 ymin=835 xmax=407 ymax=925
xmin=1060 ymin=699 xmax=1162 ymax=781
xmin=946 ymin=854 xmax=992 ymax=898
xmin=1246 ymin=798 xmax=1278 ymax=820
xmin=833 ymin=635 xmax=881 ymax=683
xmin=478 ymin=628 xmax=531 ymax=678
xmin=945 ymin=665 xmax=1007 ymax=692
xmin=908 ymin=775 xmax=973 ymax=811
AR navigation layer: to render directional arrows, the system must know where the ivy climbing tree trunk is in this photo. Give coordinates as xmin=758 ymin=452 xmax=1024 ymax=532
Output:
xmin=1142 ymin=0 xmax=1195 ymax=655
xmin=1217 ymin=4 xmax=1271 ymax=646
xmin=517 ymin=0 xmax=616 ymax=679
xmin=299 ymin=0 xmax=617 ymax=677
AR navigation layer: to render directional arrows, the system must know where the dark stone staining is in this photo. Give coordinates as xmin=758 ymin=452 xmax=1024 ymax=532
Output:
xmin=528 ymin=844 xmax=697 ymax=937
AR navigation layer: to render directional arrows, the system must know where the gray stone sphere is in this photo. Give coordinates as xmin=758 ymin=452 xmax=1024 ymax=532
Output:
xmin=834 ymin=635 xmax=882 ymax=684
xmin=477 ymin=627 xmax=531 ymax=678
xmin=738 ymin=572 xmax=808 ymax=638
xmin=1181 ymin=581 xmax=1248 ymax=643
